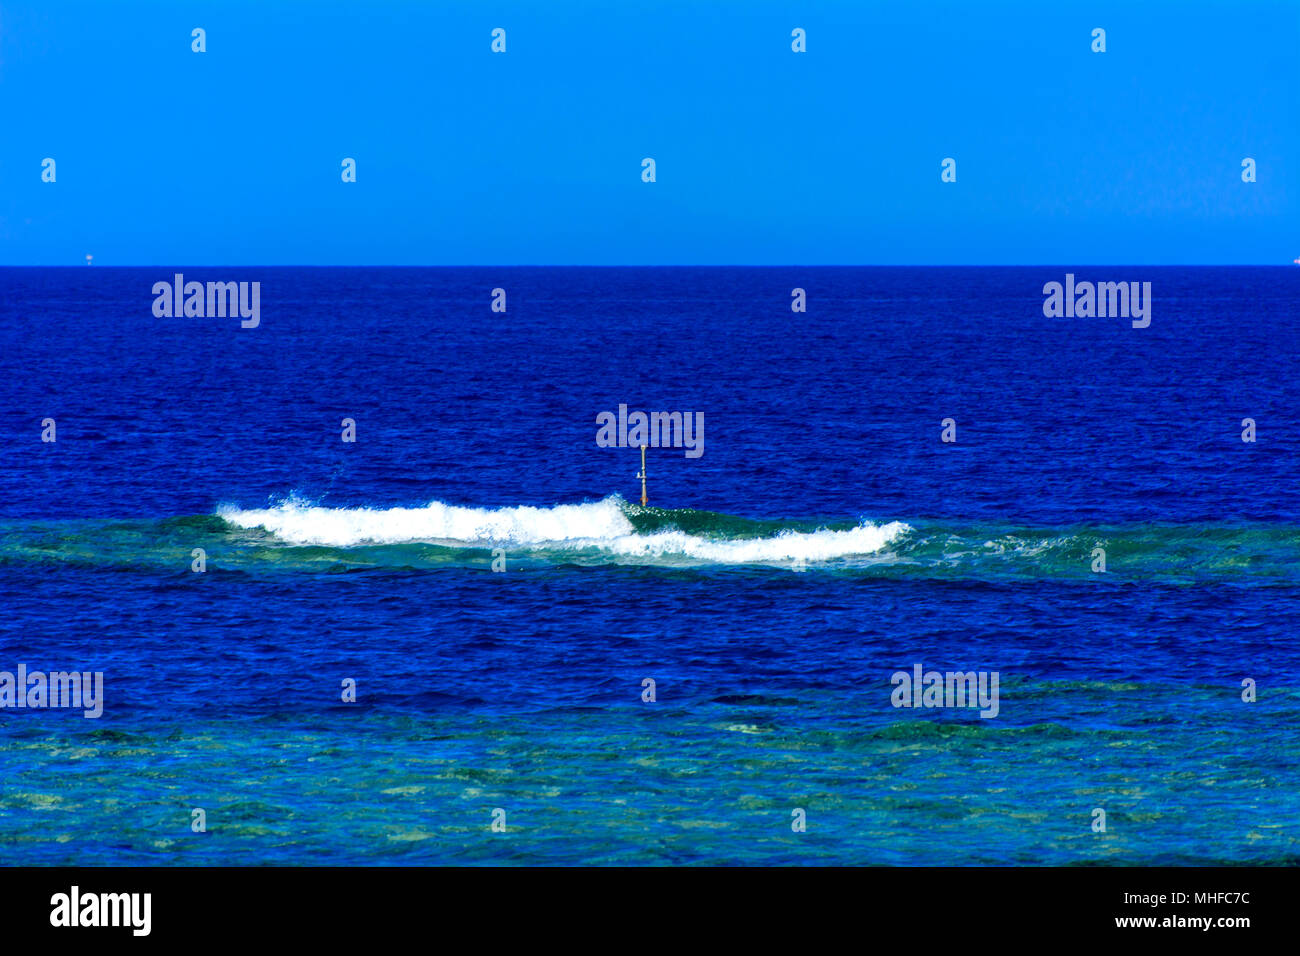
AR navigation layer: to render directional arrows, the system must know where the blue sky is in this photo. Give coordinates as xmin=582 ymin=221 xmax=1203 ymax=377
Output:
xmin=0 ymin=0 xmax=1295 ymax=264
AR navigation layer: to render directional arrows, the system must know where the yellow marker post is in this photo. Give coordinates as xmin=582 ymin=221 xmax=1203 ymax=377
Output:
xmin=637 ymin=444 xmax=648 ymax=507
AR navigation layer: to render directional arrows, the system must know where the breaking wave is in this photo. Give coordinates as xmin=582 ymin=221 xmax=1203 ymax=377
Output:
xmin=2 ymin=495 xmax=1296 ymax=579
xmin=215 ymin=496 xmax=909 ymax=565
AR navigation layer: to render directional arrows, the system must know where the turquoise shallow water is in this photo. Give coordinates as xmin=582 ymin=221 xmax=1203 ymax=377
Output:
xmin=4 ymin=682 xmax=1298 ymax=866
xmin=3 ymin=509 xmax=1299 ymax=583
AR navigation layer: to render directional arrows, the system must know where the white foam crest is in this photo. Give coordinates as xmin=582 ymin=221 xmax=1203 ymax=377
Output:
xmin=217 ymin=496 xmax=635 ymax=547
xmin=572 ymin=523 xmax=911 ymax=564
xmin=216 ymin=496 xmax=910 ymax=564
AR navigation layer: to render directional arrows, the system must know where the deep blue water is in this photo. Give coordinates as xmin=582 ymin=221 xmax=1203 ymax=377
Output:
xmin=0 ymin=266 xmax=1298 ymax=864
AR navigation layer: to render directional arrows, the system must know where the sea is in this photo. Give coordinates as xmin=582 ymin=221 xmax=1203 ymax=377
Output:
xmin=0 ymin=265 xmax=1297 ymax=865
